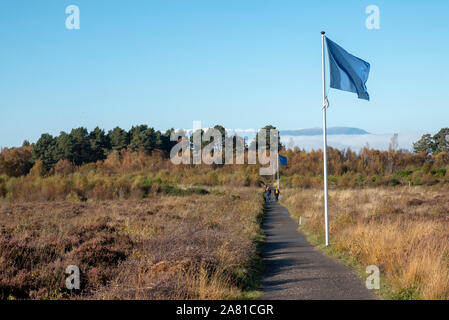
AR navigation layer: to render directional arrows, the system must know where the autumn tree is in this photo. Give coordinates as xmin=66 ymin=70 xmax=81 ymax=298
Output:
xmin=0 ymin=146 xmax=33 ymax=177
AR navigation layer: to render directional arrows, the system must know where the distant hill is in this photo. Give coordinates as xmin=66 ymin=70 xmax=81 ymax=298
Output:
xmin=280 ymin=127 xmax=370 ymax=136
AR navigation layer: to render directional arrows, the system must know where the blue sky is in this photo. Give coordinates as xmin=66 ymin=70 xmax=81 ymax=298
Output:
xmin=1 ymin=0 xmax=448 ymax=147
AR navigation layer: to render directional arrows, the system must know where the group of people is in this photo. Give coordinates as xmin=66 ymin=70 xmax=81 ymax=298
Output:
xmin=265 ymin=184 xmax=280 ymax=202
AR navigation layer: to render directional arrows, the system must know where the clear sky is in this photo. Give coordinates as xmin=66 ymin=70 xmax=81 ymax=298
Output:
xmin=1 ymin=0 xmax=448 ymax=147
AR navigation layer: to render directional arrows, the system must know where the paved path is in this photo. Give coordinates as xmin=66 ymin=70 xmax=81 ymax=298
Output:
xmin=261 ymin=201 xmax=376 ymax=300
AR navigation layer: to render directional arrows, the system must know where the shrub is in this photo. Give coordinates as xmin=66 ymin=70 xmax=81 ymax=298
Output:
xmin=291 ymin=175 xmax=299 ymax=188
xmin=0 ymin=175 xmax=7 ymax=197
xmin=397 ymin=169 xmax=414 ymax=177
xmin=422 ymin=162 xmax=433 ymax=174
xmin=389 ymin=178 xmax=401 ymax=187
xmin=53 ymin=159 xmax=75 ymax=176
xmin=131 ymin=176 xmax=153 ymax=198
xmin=162 ymin=184 xmax=186 ymax=195
xmin=114 ymin=176 xmax=132 ymax=199
xmin=328 ymin=176 xmax=338 ymax=183
xmin=29 ymin=160 xmax=46 ymax=177
xmin=0 ymin=146 xmax=33 ymax=177
xmin=205 ymin=171 xmax=219 ymax=186
xmin=431 ymin=168 xmax=446 ymax=178
xmin=187 ymin=187 xmax=209 ymax=195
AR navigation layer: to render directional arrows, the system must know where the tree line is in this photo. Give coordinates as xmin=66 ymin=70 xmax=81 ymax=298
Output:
xmin=31 ymin=125 xmax=180 ymax=170
xmin=28 ymin=124 xmax=280 ymax=172
xmin=413 ymin=128 xmax=449 ymax=155
xmin=1 ymin=126 xmax=448 ymax=178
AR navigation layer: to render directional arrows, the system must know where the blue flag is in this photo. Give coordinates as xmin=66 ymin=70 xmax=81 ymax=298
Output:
xmin=279 ymin=154 xmax=288 ymax=166
xmin=326 ymin=37 xmax=370 ymax=101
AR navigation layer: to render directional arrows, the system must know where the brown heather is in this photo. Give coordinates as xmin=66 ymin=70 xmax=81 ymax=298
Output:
xmin=0 ymin=188 xmax=264 ymax=300
xmin=282 ymin=186 xmax=449 ymax=300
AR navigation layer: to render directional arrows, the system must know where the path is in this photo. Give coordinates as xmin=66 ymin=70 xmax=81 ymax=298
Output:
xmin=261 ymin=200 xmax=376 ymax=300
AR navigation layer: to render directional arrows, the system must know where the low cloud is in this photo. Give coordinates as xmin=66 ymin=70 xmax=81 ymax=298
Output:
xmin=281 ymin=132 xmax=424 ymax=152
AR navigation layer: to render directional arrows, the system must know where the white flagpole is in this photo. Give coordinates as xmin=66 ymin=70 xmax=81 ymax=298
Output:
xmin=277 ymin=153 xmax=280 ymax=189
xmin=321 ymin=31 xmax=330 ymax=246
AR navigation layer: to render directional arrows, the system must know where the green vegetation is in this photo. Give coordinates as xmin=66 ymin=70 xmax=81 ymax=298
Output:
xmin=413 ymin=128 xmax=449 ymax=155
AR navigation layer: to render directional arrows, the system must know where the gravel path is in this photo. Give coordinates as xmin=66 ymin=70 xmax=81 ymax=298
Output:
xmin=261 ymin=201 xmax=376 ymax=300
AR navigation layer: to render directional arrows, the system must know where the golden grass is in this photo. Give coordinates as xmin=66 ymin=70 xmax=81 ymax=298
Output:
xmin=282 ymin=186 xmax=449 ymax=300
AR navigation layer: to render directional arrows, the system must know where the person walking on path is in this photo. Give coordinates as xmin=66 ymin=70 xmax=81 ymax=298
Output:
xmin=265 ymin=185 xmax=271 ymax=202
xmin=274 ymin=187 xmax=280 ymax=201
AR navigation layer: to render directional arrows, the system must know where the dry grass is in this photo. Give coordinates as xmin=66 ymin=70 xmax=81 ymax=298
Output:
xmin=0 ymin=187 xmax=264 ymax=300
xmin=282 ymin=186 xmax=449 ymax=300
